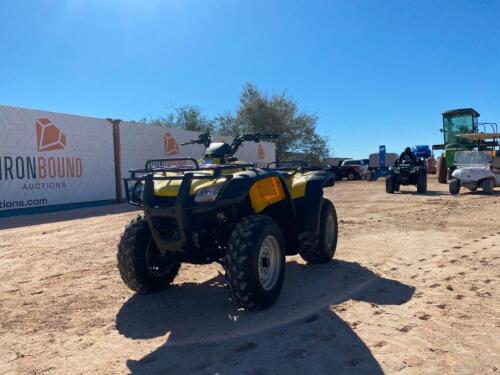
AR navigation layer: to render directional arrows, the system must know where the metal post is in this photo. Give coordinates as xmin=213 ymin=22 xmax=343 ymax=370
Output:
xmin=106 ymin=118 xmax=123 ymax=203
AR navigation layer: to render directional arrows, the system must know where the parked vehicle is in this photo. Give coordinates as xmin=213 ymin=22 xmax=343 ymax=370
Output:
xmin=433 ymin=108 xmax=498 ymax=183
xmin=427 ymin=156 xmax=437 ymax=174
xmin=386 ymin=148 xmax=427 ymax=194
xmin=340 ymin=159 xmax=367 ymax=180
xmin=118 ymin=133 xmax=338 ymax=310
xmin=449 ymin=150 xmax=500 ymax=195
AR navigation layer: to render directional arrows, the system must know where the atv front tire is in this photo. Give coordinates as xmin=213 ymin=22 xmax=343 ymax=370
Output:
xmin=299 ymin=199 xmax=338 ymax=264
xmin=225 ymin=215 xmax=286 ymax=310
xmin=417 ymin=173 xmax=427 ymax=193
xmin=117 ymin=215 xmax=180 ymax=293
xmin=386 ymin=176 xmax=395 ymax=193
xmin=449 ymin=179 xmax=460 ymax=195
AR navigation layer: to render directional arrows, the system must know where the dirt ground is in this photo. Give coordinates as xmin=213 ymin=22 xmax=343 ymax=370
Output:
xmin=0 ymin=178 xmax=499 ymax=375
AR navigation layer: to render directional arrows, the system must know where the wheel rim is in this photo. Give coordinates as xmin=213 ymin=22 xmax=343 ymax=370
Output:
xmin=146 ymin=239 xmax=174 ymax=277
xmin=325 ymin=213 xmax=336 ymax=249
xmin=258 ymin=235 xmax=281 ymax=291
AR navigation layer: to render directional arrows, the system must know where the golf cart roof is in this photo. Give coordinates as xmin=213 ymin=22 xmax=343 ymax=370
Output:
xmin=442 ymin=108 xmax=480 ymax=117
xmin=456 ymin=133 xmax=500 ymax=140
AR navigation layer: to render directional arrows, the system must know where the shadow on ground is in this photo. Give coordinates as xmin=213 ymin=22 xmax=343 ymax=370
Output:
xmin=116 ymin=260 xmax=414 ymax=374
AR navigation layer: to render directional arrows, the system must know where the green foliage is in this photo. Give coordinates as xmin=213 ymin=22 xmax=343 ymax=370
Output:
xmin=143 ymin=84 xmax=330 ymax=162
xmin=144 ymin=105 xmax=214 ymax=133
xmin=235 ymin=83 xmax=328 ymax=163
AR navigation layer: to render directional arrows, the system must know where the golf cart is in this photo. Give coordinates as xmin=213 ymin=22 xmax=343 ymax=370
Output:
xmin=449 ymin=148 xmax=500 ymax=195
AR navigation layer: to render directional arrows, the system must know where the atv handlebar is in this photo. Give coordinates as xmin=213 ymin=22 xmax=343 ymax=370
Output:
xmin=181 ymin=133 xmax=212 ymax=148
xmin=180 ymin=132 xmax=278 ymax=158
xmin=229 ymin=133 xmax=278 ymax=156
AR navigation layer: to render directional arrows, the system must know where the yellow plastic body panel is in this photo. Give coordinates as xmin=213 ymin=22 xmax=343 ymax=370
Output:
xmin=276 ymin=171 xmax=315 ymax=199
xmin=153 ymin=168 xmax=244 ymax=197
xmin=288 ymin=173 xmax=313 ymax=199
xmin=249 ymin=176 xmax=286 ymax=213
xmin=154 ymin=171 xmax=224 ymax=197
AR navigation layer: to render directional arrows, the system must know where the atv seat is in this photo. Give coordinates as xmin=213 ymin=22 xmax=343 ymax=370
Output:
xmin=492 ymin=156 xmax=500 ymax=172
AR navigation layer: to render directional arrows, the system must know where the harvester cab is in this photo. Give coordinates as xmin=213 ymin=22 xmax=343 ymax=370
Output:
xmin=118 ymin=132 xmax=338 ymax=311
xmin=433 ymin=108 xmax=480 ymax=183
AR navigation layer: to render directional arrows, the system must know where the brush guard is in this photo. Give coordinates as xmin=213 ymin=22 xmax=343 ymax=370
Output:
xmin=123 ymin=159 xmax=255 ymax=253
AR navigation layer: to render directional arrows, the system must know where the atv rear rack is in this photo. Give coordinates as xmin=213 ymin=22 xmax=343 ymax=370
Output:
xmin=266 ymin=160 xmax=337 ymax=180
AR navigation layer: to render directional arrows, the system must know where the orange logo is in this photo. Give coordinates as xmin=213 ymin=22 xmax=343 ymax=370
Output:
xmin=257 ymin=144 xmax=266 ymax=160
xmin=164 ymin=132 xmax=179 ymax=156
xmin=36 ymin=118 xmax=67 ymax=152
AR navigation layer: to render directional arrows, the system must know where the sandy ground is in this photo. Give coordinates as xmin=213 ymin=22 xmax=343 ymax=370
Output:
xmin=0 ymin=178 xmax=499 ymax=375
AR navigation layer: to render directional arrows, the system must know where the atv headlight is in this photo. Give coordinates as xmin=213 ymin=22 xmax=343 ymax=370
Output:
xmin=194 ymin=185 xmax=222 ymax=203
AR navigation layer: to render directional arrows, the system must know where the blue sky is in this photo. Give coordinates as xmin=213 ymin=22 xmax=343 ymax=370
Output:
xmin=1 ymin=0 xmax=499 ymax=158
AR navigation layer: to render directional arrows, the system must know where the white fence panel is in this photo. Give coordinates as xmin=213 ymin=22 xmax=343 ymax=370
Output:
xmin=0 ymin=105 xmax=115 ymax=213
xmin=119 ymin=122 xmax=205 ymax=178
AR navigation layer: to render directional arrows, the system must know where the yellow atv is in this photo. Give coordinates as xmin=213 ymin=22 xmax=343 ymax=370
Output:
xmin=118 ymin=133 xmax=338 ymax=310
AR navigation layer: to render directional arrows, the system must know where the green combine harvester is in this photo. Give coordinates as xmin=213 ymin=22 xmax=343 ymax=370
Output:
xmin=433 ymin=108 xmax=498 ymax=183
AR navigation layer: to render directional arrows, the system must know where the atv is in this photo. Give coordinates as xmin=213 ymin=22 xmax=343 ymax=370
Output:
xmin=386 ymin=157 xmax=427 ymax=194
xmin=118 ymin=133 xmax=338 ymax=310
xmin=449 ymin=151 xmax=500 ymax=195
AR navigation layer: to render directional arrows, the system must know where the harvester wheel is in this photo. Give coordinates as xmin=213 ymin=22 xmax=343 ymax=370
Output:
xmin=449 ymin=179 xmax=460 ymax=195
xmin=482 ymin=178 xmax=495 ymax=195
xmin=417 ymin=173 xmax=427 ymax=193
xmin=299 ymin=199 xmax=338 ymax=264
xmin=117 ymin=215 xmax=180 ymax=293
xmin=437 ymin=156 xmax=448 ymax=184
xmin=386 ymin=176 xmax=395 ymax=193
xmin=225 ymin=215 xmax=285 ymax=310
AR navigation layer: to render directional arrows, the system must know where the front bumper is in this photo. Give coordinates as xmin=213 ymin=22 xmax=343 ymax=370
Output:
xmin=124 ymin=169 xmax=236 ymax=254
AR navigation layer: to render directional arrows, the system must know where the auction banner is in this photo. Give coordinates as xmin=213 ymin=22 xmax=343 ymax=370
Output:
xmin=120 ymin=123 xmax=277 ymax=177
xmin=119 ymin=121 xmax=205 ymax=178
xmin=0 ymin=105 xmax=115 ymax=214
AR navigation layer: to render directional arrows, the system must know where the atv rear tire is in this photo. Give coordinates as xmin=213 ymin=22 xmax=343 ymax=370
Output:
xmin=225 ymin=215 xmax=286 ymax=310
xmin=417 ymin=173 xmax=427 ymax=193
xmin=386 ymin=176 xmax=395 ymax=193
xmin=449 ymin=179 xmax=460 ymax=195
xmin=299 ymin=199 xmax=338 ymax=264
xmin=483 ymin=178 xmax=495 ymax=195
xmin=117 ymin=215 xmax=180 ymax=293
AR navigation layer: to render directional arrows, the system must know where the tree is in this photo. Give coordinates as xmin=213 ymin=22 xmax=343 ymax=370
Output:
xmin=213 ymin=112 xmax=241 ymax=136
xmin=142 ymin=83 xmax=330 ymax=163
xmin=234 ymin=83 xmax=329 ymax=163
xmin=144 ymin=105 xmax=214 ymax=133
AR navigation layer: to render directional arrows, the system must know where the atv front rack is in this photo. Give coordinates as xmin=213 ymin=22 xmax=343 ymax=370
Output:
xmin=124 ymin=162 xmax=256 ymax=253
xmin=124 ymin=161 xmax=256 ymax=207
